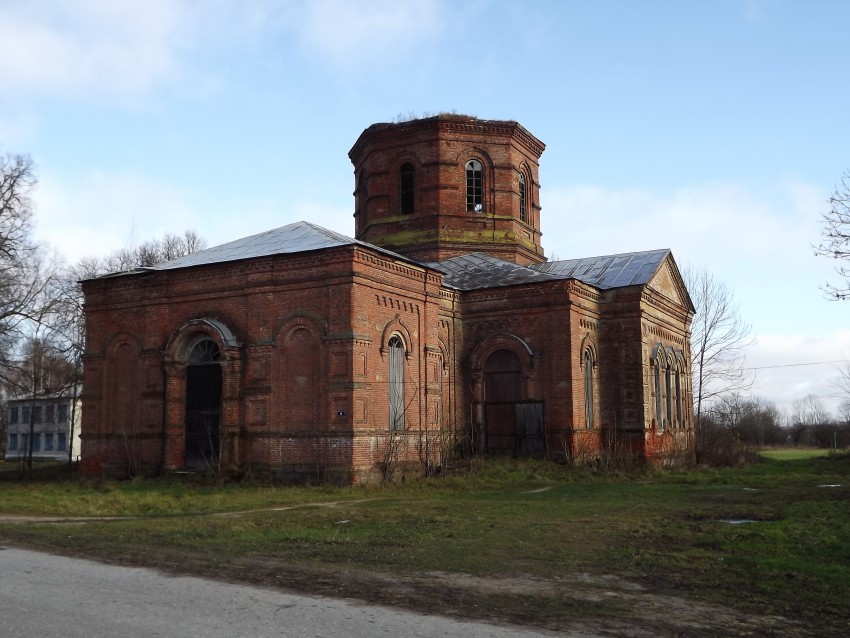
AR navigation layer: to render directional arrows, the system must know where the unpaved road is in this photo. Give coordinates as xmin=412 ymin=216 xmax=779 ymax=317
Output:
xmin=0 ymin=547 xmax=585 ymax=638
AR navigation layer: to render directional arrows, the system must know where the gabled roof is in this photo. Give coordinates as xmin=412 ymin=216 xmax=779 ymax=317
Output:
xmin=531 ymin=249 xmax=671 ymax=289
xmin=427 ymin=249 xmax=671 ymax=292
xmin=96 ymin=221 xmax=415 ymax=278
xmin=94 ymin=221 xmax=673 ymax=297
xmin=152 ymin=221 xmax=410 ymax=271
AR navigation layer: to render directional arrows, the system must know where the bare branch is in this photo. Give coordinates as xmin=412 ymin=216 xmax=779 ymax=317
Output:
xmin=814 ymin=169 xmax=850 ymax=299
xmin=684 ymin=266 xmax=754 ymax=452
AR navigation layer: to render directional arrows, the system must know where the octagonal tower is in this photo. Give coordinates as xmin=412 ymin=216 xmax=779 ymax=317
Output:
xmin=349 ymin=115 xmax=546 ymax=265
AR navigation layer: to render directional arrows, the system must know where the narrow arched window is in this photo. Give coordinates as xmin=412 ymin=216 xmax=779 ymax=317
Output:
xmin=466 ymin=159 xmax=483 ymax=212
xmin=388 ymin=336 xmax=404 ymax=431
xmin=584 ymin=349 xmax=594 ymax=428
xmin=654 ymin=361 xmax=663 ymax=430
xmin=400 ymin=163 xmax=414 ymax=215
xmin=675 ymin=359 xmax=683 ymax=426
xmin=519 ymin=173 xmax=527 ymax=222
xmin=357 ymin=174 xmax=368 ymax=222
xmin=665 ymin=364 xmax=673 ymax=428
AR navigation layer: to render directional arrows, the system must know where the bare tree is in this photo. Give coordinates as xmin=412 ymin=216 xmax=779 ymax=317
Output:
xmin=815 ymin=170 xmax=850 ymax=299
xmin=1 ymin=289 xmax=75 ymax=478
xmin=790 ymin=394 xmax=831 ymax=427
xmin=788 ymin=394 xmax=831 ymax=447
xmin=91 ymin=229 xmax=207 ymax=273
xmin=685 ymin=266 xmax=753 ymax=462
xmin=1 ymin=151 xmax=42 ymax=366
xmin=837 ymin=397 xmax=850 ymax=426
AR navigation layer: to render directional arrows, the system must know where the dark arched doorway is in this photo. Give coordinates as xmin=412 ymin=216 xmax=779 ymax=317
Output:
xmin=185 ymin=339 xmax=222 ymax=469
xmin=483 ymin=348 xmax=544 ymax=455
xmin=484 ymin=349 xmax=522 ymax=454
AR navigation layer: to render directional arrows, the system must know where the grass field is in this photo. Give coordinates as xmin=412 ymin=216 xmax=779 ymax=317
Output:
xmin=1 ymin=455 xmax=848 ymax=637
xmin=759 ymin=447 xmax=832 ymax=460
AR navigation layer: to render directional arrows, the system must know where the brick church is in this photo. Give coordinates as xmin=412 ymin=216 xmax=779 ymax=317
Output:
xmin=80 ymin=115 xmax=695 ymax=481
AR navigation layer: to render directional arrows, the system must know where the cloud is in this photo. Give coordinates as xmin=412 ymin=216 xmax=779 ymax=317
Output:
xmin=746 ymin=331 xmax=850 ymax=415
xmin=0 ymin=0 xmax=450 ymax=103
xmin=0 ymin=0 xmax=188 ymax=100
xmin=294 ymin=0 xmax=444 ymax=71
xmin=32 ymin=169 xmax=202 ymax=265
xmin=31 ymin=165 xmax=357 ymax=267
xmin=542 ymin=180 xmax=818 ymax=269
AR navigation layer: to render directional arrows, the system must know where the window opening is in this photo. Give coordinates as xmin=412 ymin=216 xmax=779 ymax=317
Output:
xmin=185 ymin=338 xmax=222 ymax=469
xmin=188 ymin=339 xmax=221 ymax=364
xmin=46 ymin=404 xmax=55 ymax=422
xmin=654 ymin=361 xmax=663 ymax=429
xmin=675 ymin=362 xmax=683 ymax=426
xmin=58 ymin=404 xmax=68 ymax=422
xmin=9 ymin=407 xmax=17 ymax=424
xmin=519 ymin=173 xmax=527 ymax=222
xmin=584 ymin=349 xmax=594 ymax=428
xmin=57 ymin=432 xmax=67 ymax=451
xmin=466 ymin=160 xmax=483 ymax=212
xmin=400 ymin=163 xmax=414 ymax=214
xmin=665 ymin=365 xmax=673 ymax=428
xmin=388 ymin=336 xmax=405 ymax=431
xmin=44 ymin=433 xmax=53 ymax=451
xmin=8 ymin=434 xmax=17 ymax=451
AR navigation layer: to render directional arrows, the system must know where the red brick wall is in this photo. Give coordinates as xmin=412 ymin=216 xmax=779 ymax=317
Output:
xmin=81 ymin=245 xmax=452 ymax=481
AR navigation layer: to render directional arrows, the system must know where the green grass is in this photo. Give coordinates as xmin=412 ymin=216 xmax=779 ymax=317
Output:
xmin=759 ymin=448 xmax=832 ymax=460
xmin=0 ymin=455 xmax=848 ymax=636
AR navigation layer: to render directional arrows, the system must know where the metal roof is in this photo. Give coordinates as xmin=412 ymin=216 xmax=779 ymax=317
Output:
xmin=531 ymin=249 xmax=671 ymax=289
xmin=152 ymin=221 xmax=359 ymax=271
xmin=427 ymin=249 xmax=670 ymax=291
xmin=97 ymin=220 xmax=670 ymax=294
xmin=424 ymin=253 xmax=562 ymax=290
xmin=107 ymin=221 xmax=413 ymax=274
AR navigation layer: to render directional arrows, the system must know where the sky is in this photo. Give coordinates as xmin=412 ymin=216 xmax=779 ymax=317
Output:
xmin=2 ymin=0 xmax=849 ymax=417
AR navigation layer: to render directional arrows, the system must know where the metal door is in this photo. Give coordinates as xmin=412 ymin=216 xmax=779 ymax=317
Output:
xmin=515 ymin=402 xmax=545 ymax=455
xmin=483 ymin=349 xmax=522 ymax=454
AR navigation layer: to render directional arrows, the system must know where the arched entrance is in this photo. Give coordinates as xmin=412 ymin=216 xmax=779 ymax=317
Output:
xmin=484 ymin=349 xmax=524 ymax=454
xmin=184 ymin=339 xmax=222 ymax=469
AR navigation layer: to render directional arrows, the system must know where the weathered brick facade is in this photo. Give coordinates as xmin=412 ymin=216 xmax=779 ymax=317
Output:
xmin=81 ymin=115 xmax=694 ymax=481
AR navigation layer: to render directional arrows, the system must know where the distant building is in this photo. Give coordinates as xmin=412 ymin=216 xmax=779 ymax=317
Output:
xmin=80 ymin=115 xmax=695 ymax=481
xmin=5 ymin=393 xmax=82 ymax=462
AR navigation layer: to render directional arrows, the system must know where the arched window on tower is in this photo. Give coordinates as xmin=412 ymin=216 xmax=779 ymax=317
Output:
xmin=388 ymin=336 xmax=405 ymax=431
xmin=519 ymin=173 xmax=527 ymax=223
xmin=466 ymin=159 xmax=483 ymax=212
xmin=356 ymin=174 xmax=368 ymax=222
xmin=400 ymin=162 xmax=414 ymax=215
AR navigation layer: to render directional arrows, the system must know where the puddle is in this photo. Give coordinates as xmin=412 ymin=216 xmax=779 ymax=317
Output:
xmin=818 ymin=484 xmax=843 ymax=488
xmin=742 ymin=488 xmax=758 ymax=491
xmin=719 ymin=519 xmax=760 ymax=525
